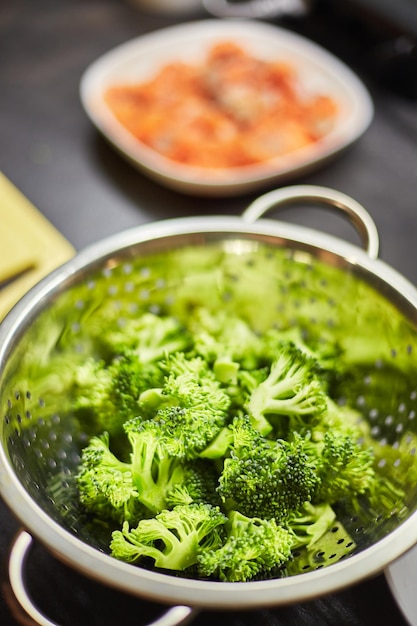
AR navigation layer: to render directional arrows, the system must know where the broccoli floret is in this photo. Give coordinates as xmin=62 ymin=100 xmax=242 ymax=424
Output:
xmin=76 ymin=433 xmax=143 ymax=524
xmin=218 ymin=430 xmax=319 ymax=521
xmin=166 ymin=459 xmax=222 ymax=508
xmin=125 ymin=417 xmax=185 ymax=514
xmin=286 ymin=502 xmax=337 ymax=549
xmin=153 ymin=405 xmax=225 ymax=460
xmin=97 ymin=313 xmax=192 ymax=362
xmin=312 ymin=431 xmax=375 ymax=504
xmin=188 ymin=307 xmax=263 ymax=374
xmin=74 ymin=351 xmax=164 ymax=435
xmin=244 ymin=343 xmax=327 ymax=436
xmin=109 ymin=350 xmax=165 ymax=416
xmin=110 ymin=503 xmax=227 ymax=571
xmin=197 ymin=511 xmax=294 ymax=582
xmin=140 ymin=353 xmax=231 ymax=458
xmin=201 ymin=413 xmax=265 ymax=460
xmin=261 ymin=327 xmax=341 ymax=377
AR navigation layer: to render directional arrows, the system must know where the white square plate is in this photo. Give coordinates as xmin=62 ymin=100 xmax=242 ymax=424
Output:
xmin=80 ymin=19 xmax=374 ymax=197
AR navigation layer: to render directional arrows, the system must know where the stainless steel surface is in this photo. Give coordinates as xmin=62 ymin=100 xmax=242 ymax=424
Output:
xmin=242 ymin=184 xmax=380 ymax=258
xmin=9 ymin=531 xmax=196 ymax=626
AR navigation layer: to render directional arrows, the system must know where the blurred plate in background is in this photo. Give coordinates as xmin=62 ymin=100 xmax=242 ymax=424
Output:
xmin=80 ymin=19 xmax=374 ymax=197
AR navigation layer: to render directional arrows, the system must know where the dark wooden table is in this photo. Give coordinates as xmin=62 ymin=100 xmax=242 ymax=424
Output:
xmin=1 ymin=1 xmax=417 ymax=624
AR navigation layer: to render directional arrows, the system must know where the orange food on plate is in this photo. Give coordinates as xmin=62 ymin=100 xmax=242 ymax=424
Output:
xmin=104 ymin=41 xmax=339 ymax=169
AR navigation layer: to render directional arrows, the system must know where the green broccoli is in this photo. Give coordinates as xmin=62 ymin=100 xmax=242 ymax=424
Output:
xmin=125 ymin=417 xmax=186 ymax=514
xmin=197 ymin=511 xmax=294 ymax=582
xmin=110 ymin=503 xmax=227 ymax=571
xmin=166 ymin=459 xmax=222 ymax=508
xmin=188 ymin=307 xmax=263 ymax=374
xmin=286 ymin=502 xmax=337 ymax=549
xmin=261 ymin=326 xmax=341 ymax=380
xmin=73 ymin=351 xmax=164 ymax=435
xmin=218 ymin=429 xmax=319 ymax=522
xmin=77 ymin=417 xmax=221 ymax=523
xmin=140 ymin=353 xmax=231 ymax=458
xmin=76 ymin=433 xmax=143 ymax=524
xmin=69 ymin=304 xmax=415 ymax=583
xmin=244 ymin=343 xmax=327 ymax=436
xmin=312 ymin=431 xmax=375 ymax=504
xmin=96 ymin=312 xmax=192 ymax=362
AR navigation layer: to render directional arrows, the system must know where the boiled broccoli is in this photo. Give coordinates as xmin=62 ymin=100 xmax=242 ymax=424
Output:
xmin=76 ymin=433 xmax=143 ymax=524
xmin=218 ymin=428 xmax=319 ymax=522
xmin=110 ymin=503 xmax=227 ymax=571
xmin=187 ymin=307 xmax=263 ymax=375
xmin=70 ymin=305 xmax=413 ymax=584
xmin=244 ymin=343 xmax=327 ymax=436
xmin=96 ymin=312 xmax=192 ymax=362
xmin=73 ymin=351 xmax=165 ymax=436
xmin=124 ymin=417 xmax=186 ymax=515
xmin=286 ymin=502 xmax=337 ymax=549
xmin=166 ymin=459 xmax=222 ymax=508
xmin=312 ymin=431 xmax=375 ymax=504
xmin=261 ymin=326 xmax=342 ymax=380
xmin=197 ymin=510 xmax=294 ymax=582
xmin=139 ymin=352 xmax=231 ymax=458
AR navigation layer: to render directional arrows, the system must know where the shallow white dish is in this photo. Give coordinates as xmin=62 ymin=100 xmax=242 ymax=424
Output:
xmin=80 ymin=19 xmax=374 ymax=197
xmin=386 ymin=544 xmax=417 ymax=625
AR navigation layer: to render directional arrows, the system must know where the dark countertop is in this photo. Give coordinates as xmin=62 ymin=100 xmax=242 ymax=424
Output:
xmin=1 ymin=1 xmax=417 ymax=624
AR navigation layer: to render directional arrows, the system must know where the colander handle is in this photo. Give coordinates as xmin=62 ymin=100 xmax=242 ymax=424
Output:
xmin=242 ymin=184 xmax=380 ymax=260
xmin=7 ymin=530 xmax=198 ymax=626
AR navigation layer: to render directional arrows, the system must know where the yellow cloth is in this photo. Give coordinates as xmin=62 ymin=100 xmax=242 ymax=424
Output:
xmin=0 ymin=172 xmax=75 ymax=320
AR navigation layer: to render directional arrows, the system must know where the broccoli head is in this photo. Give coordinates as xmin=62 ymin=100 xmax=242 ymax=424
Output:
xmin=197 ymin=511 xmax=294 ymax=582
xmin=110 ymin=503 xmax=227 ymax=571
xmin=74 ymin=351 xmax=164 ymax=435
xmin=125 ymin=417 xmax=185 ymax=514
xmin=187 ymin=307 xmax=264 ymax=374
xmin=218 ymin=430 xmax=319 ymax=521
xmin=140 ymin=353 xmax=231 ymax=458
xmin=312 ymin=431 xmax=375 ymax=504
xmin=76 ymin=433 xmax=143 ymax=524
xmin=96 ymin=312 xmax=192 ymax=362
xmin=166 ymin=459 xmax=222 ymax=508
xmin=244 ymin=343 xmax=327 ymax=436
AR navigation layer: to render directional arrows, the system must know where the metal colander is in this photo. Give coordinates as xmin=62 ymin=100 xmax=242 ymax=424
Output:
xmin=2 ymin=185 xmax=417 ymax=626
